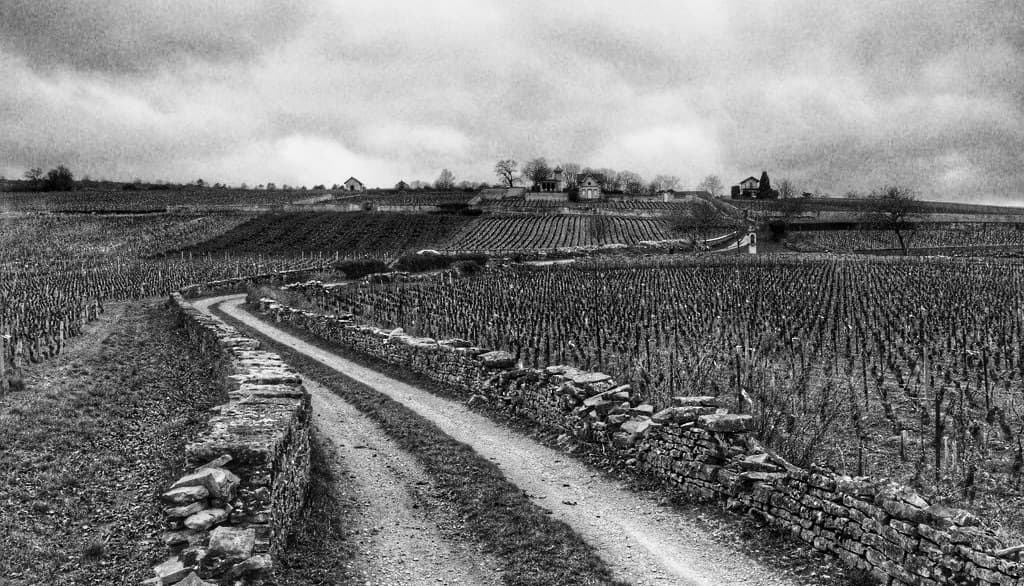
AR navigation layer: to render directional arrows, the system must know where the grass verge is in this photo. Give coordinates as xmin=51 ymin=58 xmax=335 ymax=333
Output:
xmin=0 ymin=301 xmax=225 ymax=585
xmin=213 ymin=304 xmax=625 ymax=586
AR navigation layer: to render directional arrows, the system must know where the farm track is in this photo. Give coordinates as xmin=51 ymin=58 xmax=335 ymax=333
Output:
xmin=197 ymin=294 xmax=799 ymax=586
xmin=295 ymin=376 xmax=504 ymax=585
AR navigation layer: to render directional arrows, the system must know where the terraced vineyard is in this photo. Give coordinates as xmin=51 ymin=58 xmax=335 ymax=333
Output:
xmin=180 ymin=212 xmax=473 ymax=259
xmin=443 ymin=214 xmax=677 ymax=251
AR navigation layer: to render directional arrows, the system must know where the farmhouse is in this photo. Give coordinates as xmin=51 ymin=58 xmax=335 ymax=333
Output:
xmin=578 ymin=174 xmax=602 ymax=200
xmin=731 ymin=176 xmax=760 ymax=199
xmin=730 ymin=172 xmax=779 ymax=199
xmin=538 ymin=167 xmax=568 ymax=192
xmin=344 ymin=177 xmax=365 ymax=192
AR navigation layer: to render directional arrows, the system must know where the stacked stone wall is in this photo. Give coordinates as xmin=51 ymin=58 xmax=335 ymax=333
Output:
xmin=143 ymin=292 xmax=311 ymax=585
xmin=251 ymin=295 xmax=1024 ymax=586
xmin=177 ymin=267 xmax=327 ymax=299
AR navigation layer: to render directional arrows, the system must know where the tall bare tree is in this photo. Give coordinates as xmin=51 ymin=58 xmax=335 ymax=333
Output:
xmin=493 ymin=159 xmax=518 ymax=188
xmin=652 ymin=174 xmax=680 ymax=192
xmin=522 ymin=157 xmax=552 ymax=189
xmin=863 ymin=185 xmax=922 ymax=255
xmin=696 ymin=174 xmax=723 ymax=197
xmin=616 ymin=170 xmax=644 ymax=195
xmin=777 ymin=178 xmax=796 ymax=199
xmin=561 ymin=162 xmax=581 ymax=189
xmin=435 ymin=168 xmax=456 ymax=190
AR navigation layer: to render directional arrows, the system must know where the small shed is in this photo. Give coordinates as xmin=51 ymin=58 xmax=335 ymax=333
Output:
xmin=344 ymin=177 xmax=365 ymax=192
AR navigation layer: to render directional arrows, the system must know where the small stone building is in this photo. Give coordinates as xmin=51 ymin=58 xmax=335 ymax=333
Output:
xmin=578 ymin=175 xmax=602 ymax=200
xmin=343 ymin=177 xmax=365 ymax=192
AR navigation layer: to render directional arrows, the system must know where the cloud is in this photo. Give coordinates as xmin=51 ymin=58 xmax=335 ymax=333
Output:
xmin=0 ymin=0 xmax=1022 ymax=202
xmin=0 ymin=0 xmax=315 ymax=74
xmin=207 ymin=135 xmax=397 ymax=187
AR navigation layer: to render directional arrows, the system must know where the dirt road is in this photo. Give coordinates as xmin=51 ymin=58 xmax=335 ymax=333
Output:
xmin=196 ymin=294 xmax=799 ymax=586
xmin=304 ymin=376 xmax=502 ymax=585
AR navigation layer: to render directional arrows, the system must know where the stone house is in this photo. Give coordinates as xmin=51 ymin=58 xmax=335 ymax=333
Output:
xmin=578 ymin=174 xmax=602 ymax=200
xmin=344 ymin=177 xmax=365 ymax=192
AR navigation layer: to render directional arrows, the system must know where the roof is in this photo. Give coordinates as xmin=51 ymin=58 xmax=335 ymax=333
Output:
xmin=739 ymin=176 xmax=759 ymax=184
xmin=344 ymin=176 xmax=363 ymax=185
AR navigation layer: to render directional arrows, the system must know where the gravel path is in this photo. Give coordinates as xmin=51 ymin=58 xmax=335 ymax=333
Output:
xmin=304 ymin=376 xmax=502 ymax=585
xmin=198 ymin=294 xmax=799 ymax=586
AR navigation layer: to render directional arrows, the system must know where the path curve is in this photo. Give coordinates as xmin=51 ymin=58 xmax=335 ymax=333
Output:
xmin=197 ymin=294 xmax=798 ymax=586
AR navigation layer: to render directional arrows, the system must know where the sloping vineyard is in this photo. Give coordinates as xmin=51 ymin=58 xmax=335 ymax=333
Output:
xmin=179 ymin=212 xmax=474 ymax=259
xmin=302 ymin=256 xmax=1024 ymax=531
xmin=0 ymin=213 xmax=321 ymax=386
xmin=0 ymin=189 xmax=308 ymax=212
xmin=443 ymin=214 xmax=676 ymax=251
xmin=789 ymin=225 xmax=1024 ymax=252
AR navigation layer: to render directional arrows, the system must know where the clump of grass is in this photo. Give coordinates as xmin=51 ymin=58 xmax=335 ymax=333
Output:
xmin=81 ymin=537 xmax=106 ymax=562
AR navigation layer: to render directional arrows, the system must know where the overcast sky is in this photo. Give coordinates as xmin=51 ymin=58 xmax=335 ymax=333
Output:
xmin=1 ymin=1 xmax=1022 ymax=202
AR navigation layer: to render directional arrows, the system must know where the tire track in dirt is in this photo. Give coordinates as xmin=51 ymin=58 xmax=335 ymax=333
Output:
xmin=302 ymin=375 xmax=502 ymax=585
xmin=198 ymin=294 xmax=798 ymax=586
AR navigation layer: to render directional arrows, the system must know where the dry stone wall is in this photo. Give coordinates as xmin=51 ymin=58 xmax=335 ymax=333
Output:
xmin=143 ymin=292 xmax=311 ymax=585
xmin=251 ymin=294 xmax=1024 ymax=586
xmin=177 ymin=267 xmax=327 ymax=299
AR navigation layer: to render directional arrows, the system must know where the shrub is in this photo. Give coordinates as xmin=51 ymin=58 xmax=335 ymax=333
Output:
xmin=453 ymin=260 xmax=483 ymax=275
xmin=333 ymin=259 xmax=389 ymax=279
xmin=392 ymin=252 xmax=487 ymax=273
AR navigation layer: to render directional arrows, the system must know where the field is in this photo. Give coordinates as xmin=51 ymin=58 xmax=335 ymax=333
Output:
xmin=788 ymin=225 xmax=1024 ymax=252
xmin=444 ymin=215 xmax=678 ymax=251
xmin=0 ymin=189 xmax=308 ymax=212
xmin=0 ymin=212 xmax=324 ymax=387
xmin=178 ymin=212 xmax=474 ymax=259
xmin=303 ymin=255 xmax=1024 ymax=534
xmin=734 ymin=197 xmax=1024 ymax=216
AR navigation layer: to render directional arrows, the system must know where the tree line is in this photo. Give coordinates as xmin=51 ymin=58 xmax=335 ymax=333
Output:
xmin=492 ymin=158 xmax=725 ymax=198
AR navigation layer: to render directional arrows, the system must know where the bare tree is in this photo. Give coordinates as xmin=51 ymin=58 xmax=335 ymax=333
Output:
xmin=863 ymin=185 xmax=922 ymax=255
xmin=696 ymin=174 xmax=724 ymax=197
xmin=777 ymin=178 xmax=796 ymax=199
xmin=23 ymin=167 xmax=43 ymax=182
xmin=435 ymin=168 xmax=456 ymax=190
xmin=522 ymin=157 xmax=552 ymax=189
xmin=652 ymin=174 xmax=680 ymax=192
xmin=493 ymin=159 xmax=518 ymax=188
xmin=561 ymin=162 xmax=581 ymax=189
xmin=616 ymin=170 xmax=644 ymax=195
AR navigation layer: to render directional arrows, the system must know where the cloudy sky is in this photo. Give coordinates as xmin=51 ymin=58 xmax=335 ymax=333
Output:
xmin=1 ymin=1 xmax=1022 ymax=202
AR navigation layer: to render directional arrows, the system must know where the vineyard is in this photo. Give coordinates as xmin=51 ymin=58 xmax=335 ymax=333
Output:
xmin=734 ymin=197 xmax=1024 ymax=216
xmin=788 ymin=225 xmax=1024 ymax=252
xmin=0 ymin=213 xmax=325 ymax=387
xmin=443 ymin=214 xmax=678 ymax=251
xmin=295 ymin=255 xmax=1024 ymax=533
xmin=0 ymin=189 xmax=310 ymax=212
xmin=178 ymin=212 xmax=474 ymax=259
